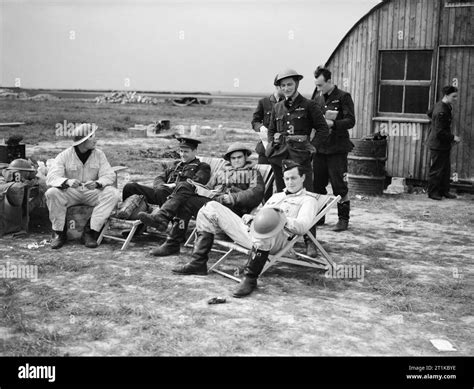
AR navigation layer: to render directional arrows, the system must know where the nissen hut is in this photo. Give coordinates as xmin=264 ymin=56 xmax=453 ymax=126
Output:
xmin=324 ymin=0 xmax=473 ymax=183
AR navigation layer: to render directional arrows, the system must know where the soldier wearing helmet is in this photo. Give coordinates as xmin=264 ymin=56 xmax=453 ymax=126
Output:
xmin=172 ymin=160 xmax=325 ymax=298
xmin=138 ymin=142 xmax=265 ymax=257
xmin=266 ymin=68 xmax=329 ymax=193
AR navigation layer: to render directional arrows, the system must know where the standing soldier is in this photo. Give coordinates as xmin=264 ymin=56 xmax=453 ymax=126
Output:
xmin=427 ymin=86 xmax=461 ymax=200
xmin=266 ymin=68 xmax=329 ymax=192
xmin=312 ymin=66 xmax=355 ymax=232
xmin=251 ymin=75 xmax=284 ymax=165
xmin=266 ymin=68 xmax=329 ymax=257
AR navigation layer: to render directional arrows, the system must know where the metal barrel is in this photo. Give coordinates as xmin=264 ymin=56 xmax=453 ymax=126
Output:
xmin=348 ymin=138 xmax=387 ymax=196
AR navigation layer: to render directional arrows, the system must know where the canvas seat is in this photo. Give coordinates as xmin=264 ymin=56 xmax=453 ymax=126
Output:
xmin=98 ymin=157 xmax=233 ymax=250
xmin=195 ymin=193 xmax=341 ymax=282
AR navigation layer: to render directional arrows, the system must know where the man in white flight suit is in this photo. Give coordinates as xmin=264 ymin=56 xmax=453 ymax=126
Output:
xmin=172 ymin=159 xmax=324 ymax=298
xmin=45 ymin=123 xmax=120 ymax=249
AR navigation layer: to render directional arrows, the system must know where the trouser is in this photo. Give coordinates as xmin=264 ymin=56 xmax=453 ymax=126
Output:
xmin=122 ymin=182 xmax=173 ymax=206
xmin=428 ymin=149 xmax=451 ymax=196
xmin=45 ymin=186 xmax=120 ymax=231
xmin=160 ymin=183 xmax=211 ymax=221
xmin=271 ymin=161 xmax=313 ymax=193
xmin=196 ymin=201 xmax=290 ymax=254
xmin=258 ymin=154 xmax=271 ymax=165
xmin=313 ymin=152 xmax=349 ymax=201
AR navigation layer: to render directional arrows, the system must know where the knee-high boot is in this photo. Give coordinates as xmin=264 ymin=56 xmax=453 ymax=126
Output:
xmin=232 ymin=249 xmax=269 ymax=298
xmin=172 ymin=231 xmax=214 ymax=275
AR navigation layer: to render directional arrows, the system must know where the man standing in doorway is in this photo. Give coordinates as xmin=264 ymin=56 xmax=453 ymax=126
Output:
xmin=427 ymin=86 xmax=461 ymax=200
xmin=312 ymin=66 xmax=355 ymax=232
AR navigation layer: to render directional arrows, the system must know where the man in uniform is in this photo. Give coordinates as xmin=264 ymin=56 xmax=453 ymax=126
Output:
xmin=427 ymin=86 xmax=461 ymax=200
xmin=143 ymin=142 xmax=265 ymax=257
xmin=121 ymin=136 xmax=211 ymax=239
xmin=251 ymin=75 xmax=283 ymax=165
xmin=45 ymin=123 xmax=120 ymax=249
xmin=312 ymin=66 xmax=355 ymax=231
xmin=172 ymin=160 xmax=325 ymax=298
xmin=266 ymin=68 xmax=329 ymax=192
xmin=266 ymin=68 xmax=329 ymax=256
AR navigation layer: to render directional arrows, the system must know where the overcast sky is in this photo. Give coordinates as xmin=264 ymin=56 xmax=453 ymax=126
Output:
xmin=0 ymin=0 xmax=381 ymax=95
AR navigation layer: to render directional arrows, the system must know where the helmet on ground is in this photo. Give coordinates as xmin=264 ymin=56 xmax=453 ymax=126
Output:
xmin=251 ymin=207 xmax=287 ymax=239
xmin=3 ymin=159 xmax=36 ymax=182
xmin=6 ymin=182 xmax=25 ymax=207
xmin=5 ymin=159 xmax=35 ymax=172
xmin=275 ymin=68 xmax=304 ymax=85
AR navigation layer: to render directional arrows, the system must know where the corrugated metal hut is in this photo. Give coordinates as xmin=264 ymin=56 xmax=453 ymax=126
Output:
xmin=324 ymin=0 xmax=473 ymax=182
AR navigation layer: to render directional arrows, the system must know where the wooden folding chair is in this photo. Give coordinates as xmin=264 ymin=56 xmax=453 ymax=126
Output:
xmin=98 ymin=158 xmax=225 ymax=250
xmin=208 ymin=194 xmax=341 ymax=282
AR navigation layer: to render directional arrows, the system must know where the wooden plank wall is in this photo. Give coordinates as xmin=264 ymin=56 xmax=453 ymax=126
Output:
xmin=327 ymin=7 xmax=379 ymax=139
xmin=439 ymin=3 xmax=474 ymax=46
xmin=438 ymin=47 xmax=474 ymax=180
xmin=378 ymin=0 xmax=440 ymax=50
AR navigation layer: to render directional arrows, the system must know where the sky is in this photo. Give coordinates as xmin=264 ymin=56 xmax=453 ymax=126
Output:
xmin=0 ymin=0 xmax=381 ymax=95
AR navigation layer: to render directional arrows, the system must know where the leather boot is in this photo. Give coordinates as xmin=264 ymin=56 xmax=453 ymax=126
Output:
xmin=81 ymin=219 xmax=99 ymax=248
xmin=333 ymin=201 xmax=350 ymax=232
xmin=232 ymin=249 xmax=269 ymax=298
xmin=151 ymin=219 xmax=188 ymax=256
xmin=172 ymin=231 xmax=214 ymax=275
xmin=137 ymin=210 xmax=169 ymax=232
xmin=51 ymin=226 xmax=67 ymax=249
xmin=303 ymin=226 xmax=318 ymax=257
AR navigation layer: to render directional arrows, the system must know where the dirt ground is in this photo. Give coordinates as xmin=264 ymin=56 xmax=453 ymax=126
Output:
xmin=0 ymin=99 xmax=473 ymax=356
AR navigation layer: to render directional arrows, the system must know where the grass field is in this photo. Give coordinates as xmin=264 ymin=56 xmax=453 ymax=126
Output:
xmin=0 ymin=99 xmax=473 ymax=356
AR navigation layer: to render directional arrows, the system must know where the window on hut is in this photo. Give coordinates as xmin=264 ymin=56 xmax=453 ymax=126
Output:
xmin=378 ymin=50 xmax=433 ymax=115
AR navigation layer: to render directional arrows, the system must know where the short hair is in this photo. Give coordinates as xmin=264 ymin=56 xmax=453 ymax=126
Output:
xmin=314 ymin=66 xmax=332 ymax=81
xmin=442 ymin=86 xmax=458 ymax=96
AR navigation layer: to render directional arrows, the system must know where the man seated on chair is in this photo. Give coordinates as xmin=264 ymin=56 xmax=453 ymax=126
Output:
xmin=172 ymin=159 xmax=324 ymax=298
xmin=45 ymin=123 xmax=120 ymax=249
xmin=142 ymin=142 xmax=265 ymax=257
xmin=121 ymin=136 xmax=211 ymax=234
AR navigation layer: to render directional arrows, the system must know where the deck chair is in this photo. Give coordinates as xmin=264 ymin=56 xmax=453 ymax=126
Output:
xmin=97 ymin=157 xmax=226 ymax=250
xmin=207 ymin=194 xmax=341 ymax=282
xmin=183 ymin=163 xmax=275 ymax=250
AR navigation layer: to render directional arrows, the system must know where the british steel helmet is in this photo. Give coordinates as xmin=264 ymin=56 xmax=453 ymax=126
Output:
xmin=223 ymin=142 xmax=253 ymax=161
xmin=2 ymin=159 xmax=36 ymax=182
xmin=275 ymin=68 xmax=304 ymax=85
xmin=250 ymin=207 xmax=287 ymax=239
xmin=6 ymin=182 xmax=25 ymax=207
xmin=5 ymin=159 xmax=35 ymax=172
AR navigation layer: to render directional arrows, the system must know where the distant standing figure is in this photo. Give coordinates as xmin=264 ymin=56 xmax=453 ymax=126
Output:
xmin=427 ymin=86 xmax=461 ymax=200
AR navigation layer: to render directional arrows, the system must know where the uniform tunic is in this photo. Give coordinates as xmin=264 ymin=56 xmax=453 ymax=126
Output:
xmin=267 ymin=93 xmax=329 ymax=192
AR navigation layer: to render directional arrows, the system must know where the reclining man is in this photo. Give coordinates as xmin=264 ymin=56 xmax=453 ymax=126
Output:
xmin=141 ymin=142 xmax=265 ymax=257
xmin=45 ymin=123 xmax=120 ymax=249
xmin=172 ymin=160 xmax=324 ymax=298
xmin=121 ymin=136 xmax=211 ymax=236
